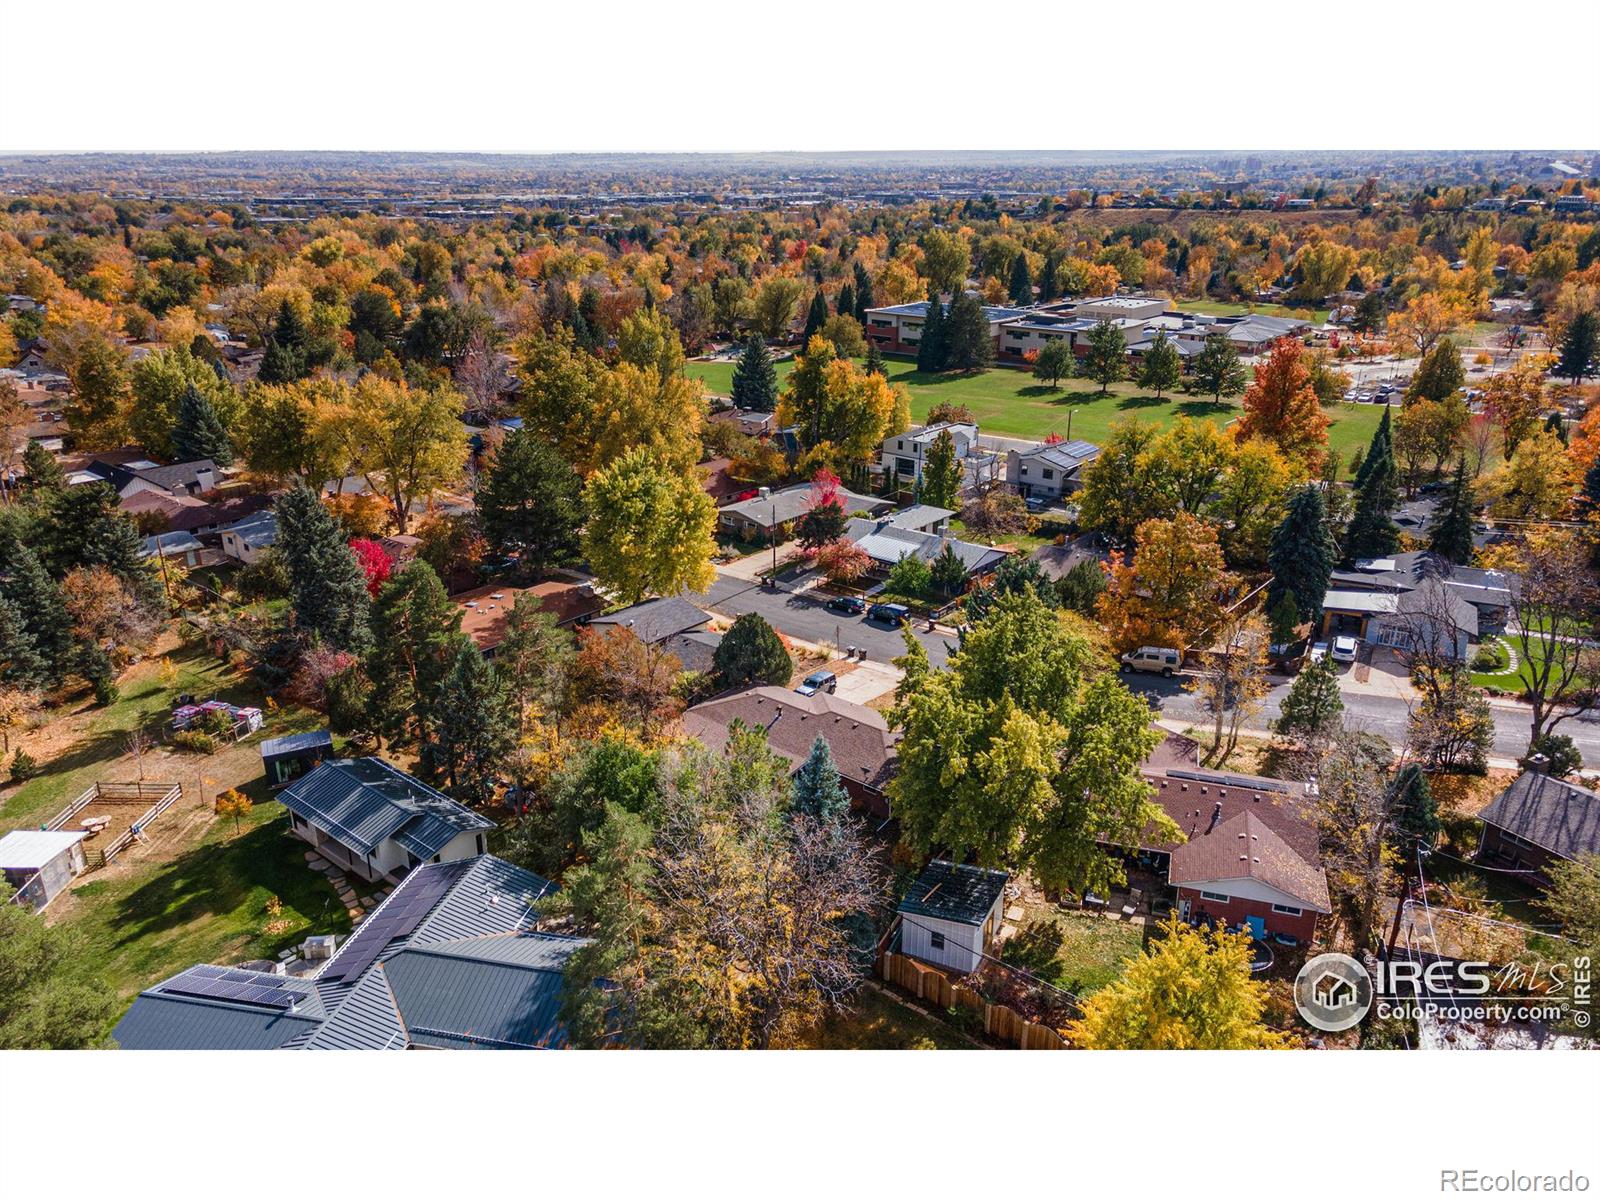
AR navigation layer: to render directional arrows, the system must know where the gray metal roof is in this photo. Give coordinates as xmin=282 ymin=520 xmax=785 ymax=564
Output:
xmin=719 ymin=482 xmax=886 ymax=528
xmin=259 ymin=730 xmax=333 ymax=760
xmin=844 ymin=517 xmax=1010 ymax=576
xmin=112 ymin=993 xmax=325 ymax=1050
xmin=0 ymin=829 xmax=88 ymax=870
xmin=898 ymin=860 xmax=1009 ymax=926
xmin=278 ymin=757 xmax=492 ymax=858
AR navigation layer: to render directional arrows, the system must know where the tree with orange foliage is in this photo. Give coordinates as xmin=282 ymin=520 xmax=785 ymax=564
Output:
xmin=1230 ymin=338 xmax=1329 ymax=473
xmin=1097 ymin=512 xmax=1235 ymax=656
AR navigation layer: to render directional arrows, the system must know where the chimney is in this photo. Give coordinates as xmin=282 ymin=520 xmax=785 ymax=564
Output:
xmin=1206 ymin=800 xmax=1223 ymax=834
xmin=1527 ymin=753 xmax=1550 ymax=776
xmin=758 ymin=486 xmax=771 ymax=501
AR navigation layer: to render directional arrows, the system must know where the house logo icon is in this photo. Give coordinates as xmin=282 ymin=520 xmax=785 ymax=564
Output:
xmin=1294 ymin=953 xmax=1373 ymax=1032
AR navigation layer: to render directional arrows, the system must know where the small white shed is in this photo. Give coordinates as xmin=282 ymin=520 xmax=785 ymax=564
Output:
xmin=897 ymin=860 xmax=1010 ymax=974
xmin=0 ymin=830 xmax=90 ymax=912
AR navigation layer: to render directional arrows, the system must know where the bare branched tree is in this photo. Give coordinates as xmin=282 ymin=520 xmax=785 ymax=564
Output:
xmin=454 ymin=331 xmax=510 ymax=423
xmin=1185 ymin=608 xmax=1271 ymax=766
xmin=1313 ymin=730 xmax=1398 ymax=952
xmin=1505 ymin=532 xmax=1600 ymax=751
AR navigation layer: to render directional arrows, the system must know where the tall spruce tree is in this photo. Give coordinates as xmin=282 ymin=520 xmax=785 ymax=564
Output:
xmin=1268 ymin=486 xmax=1336 ymax=624
xmin=835 ymin=282 xmax=856 ymax=320
xmin=1405 ymin=337 xmax=1466 ymax=404
xmin=1344 ymin=407 xmax=1400 ymax=562
xmin=1557 ymin=309 xmax=1598 ymax=386
xmin=421 ymin=640 xmax=515 ymax=807
xmin=1427 ymin=457 xmax=1476 ymax=564
xmin=0 ymin=534 xmax=72 ymax=687
xmin=257 ymin=300 xmax=309 ymax=385
xmin=21 ymin=442 xmax=65 ymax=495
xmin=273 ymin=484 xmax=371 ymax=652
xmin=477 ymin=431 xmax=584 ymax=568
xmin=1274 ymin=653 xmax=1344 ymax=743
xmin=802 ymin=291 xmax=829 ymax=344
xmin=729 ymin=334 xmax=779 ymax=412
xmin=915 ymin=287 xmax=947 ymax=373
xmin=921 ymin=429 xmax=963 ymax=511
xmin=864 ymin=342 xmax=887 ymax=377
xmin=1388 ymin=763 xmax=1441 ymax=852
xmin=1008 ymin=253 xmax=1033 ymax=305
xmin=852 ymin=261 xmax=874 ymax=320
xmin=943 ymin=292 xmax=994 ymax=371
xmin=713 ymin=613 xmax=792 ymax=688
xmin=791 ymin=734 xmax=849 ymax=826
xmin=0 ymin=594 xmax=51 ymax=690
xmin=365 ymin=560 xmax=466 ymax=745
xmin=171 ymin=383 xmax=233 ymax=465
xmin=1037 ymin=254 xmax=1060 ymax=302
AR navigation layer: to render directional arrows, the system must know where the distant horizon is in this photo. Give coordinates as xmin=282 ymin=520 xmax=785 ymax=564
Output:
xmin=2 ymin=147 xmax=1596 ymax=161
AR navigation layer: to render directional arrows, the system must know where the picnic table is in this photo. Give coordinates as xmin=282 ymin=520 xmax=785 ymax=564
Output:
xmin=81 ymin=815 xmax=112 ymax=834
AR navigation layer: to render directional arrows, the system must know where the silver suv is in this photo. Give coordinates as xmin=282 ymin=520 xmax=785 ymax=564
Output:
xmin=1119 ymin=646 xmax=1180 ymax=677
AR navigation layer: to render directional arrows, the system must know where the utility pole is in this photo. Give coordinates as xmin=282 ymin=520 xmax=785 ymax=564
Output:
xmin=770 ymin=501 xmax=778 ymax=579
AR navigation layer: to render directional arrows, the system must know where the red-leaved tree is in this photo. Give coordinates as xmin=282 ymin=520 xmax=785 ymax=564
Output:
xmin=349 ymin=538 xmax=394 ymax=597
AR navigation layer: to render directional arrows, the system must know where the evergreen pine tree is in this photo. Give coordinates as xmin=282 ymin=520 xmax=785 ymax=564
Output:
xmin=1427 ymin=457 xmax=1476 ymax=564
xmin=864 ymin=342 xmax=887 ymax=377
xmin=802 ymin=291 xmax=829 ymax=344
xmin=1345 ymin=407 xmax=1400 ymax=562
xmin=791 ymin=734 xmax=849 ymax=826
xmin=1274 ymin=654 xmax=1344 ymax=743
xmin=1405 ymin=337 xmax=1465 ymax=404
xmin=21 ymin=441 xmax=65 ymax=495
xmin=477 ymin=431 xmax=585 ymax=567
xmin=1268 ymin=486 xmax=1335 ymax=624
xmin=930 ymin=541 xmax=967 ymax=598
xmin=835 ymin=282 xmax=856 ymax=319
xmin=853 ymin=261 xmax=874 ymax=320
xmin=421 ymin=640 xmax=515 ymax=807
xmin=365 ymin=560 xmax=466 ymax=744
xmin=915 ymin=287 xmax=947 ymax=373
xmin=713 ymin=613 xmax=792 ymax=687
xmin=1008 ymin=253 xmax=1033 ymax=305
xmin=921 ymin=429 xmax=963 ymax=510
xmin=943 ymin=292 xmax=994 ymax=371
xmin=1037 ymin=254 xmax=1059 ymax=302
xmin=273 ymin=484 xmax=372 ymax=652
xmin=172 ymin=383 xmax=233 ymax=465
xmin=0 ymin=595 xmax=50 ymax=689
xmin=1267 ymin=590 xmax=1302 ymax=647
xmin=729 ymin=334 xmax=779 ymax=413
xmin=257 ymin=300 xmax=308 ymax=385
xmin=1557 ymin=309 xmax=1598 ymax=386
xmin=1137 ymin=331 xmax=1182 ymax=397
xmin=0 ymin=534 xmax=72 ymax=686
xmin=1578 ymin=457 xmax=1600 ymax=522
xmin=1388 ymin=763 xmax=1440 ymax=852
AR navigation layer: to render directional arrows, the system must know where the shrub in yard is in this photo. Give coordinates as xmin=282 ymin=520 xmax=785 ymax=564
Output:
xmin=1470 ymin=641 xmax=1506 ymax=673
xmin=92 ymin=676 xmax=120 ymax=707
xmin=885 ymin=553 xmax=932 ymax=599
xmin=171 ymin=730 xmax=218 ymax=755
xmin=201 ymin=708 xmax=235 ymax=737
xmin=9 ymin=749 xmax=38 ymax=782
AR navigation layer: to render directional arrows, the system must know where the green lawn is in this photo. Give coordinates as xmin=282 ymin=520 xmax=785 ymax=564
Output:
xmin=1000 ymin=906 xmax=1146 ymax=995
xmin=687 ymin=357 xmax=1385 ymax=459
xmin=1180 ymin=299 xmax=1331 ymax=324
xmin=69 ymin=802 xmax=355 ymax=1032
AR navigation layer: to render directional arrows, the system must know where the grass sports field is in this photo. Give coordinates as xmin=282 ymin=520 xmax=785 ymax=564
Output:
xmin=686 ymin=356 xmax=1385 ymax=460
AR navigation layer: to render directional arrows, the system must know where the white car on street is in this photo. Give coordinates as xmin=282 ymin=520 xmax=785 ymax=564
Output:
xmin=1331 ymin=635 xmax=1359 ymax=663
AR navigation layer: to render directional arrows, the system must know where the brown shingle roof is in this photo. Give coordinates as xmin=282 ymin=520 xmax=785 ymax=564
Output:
xmin=1168 ymin=811 xmax=1331 ymax=912
xmin=682 ymin=685 xmax=898 ymax=794
xmin=456 ymin=582 xmax=602 ymax=651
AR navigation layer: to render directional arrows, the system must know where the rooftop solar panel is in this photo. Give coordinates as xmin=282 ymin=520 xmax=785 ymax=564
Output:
xmin=162 ymin=973 xmax=299 ymax=1010
xmin=318 ymin=861 xmax=470 ymax=983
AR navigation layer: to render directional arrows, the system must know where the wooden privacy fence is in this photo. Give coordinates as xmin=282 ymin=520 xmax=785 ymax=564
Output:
xmin=47 ymin=781 xmax=183 ymax=869
xmin=879 ymin=951 xmax=1069 ymax=1050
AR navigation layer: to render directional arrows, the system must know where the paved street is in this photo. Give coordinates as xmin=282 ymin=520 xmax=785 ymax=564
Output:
xmin=1118 ymin=670 xmax=1600 ymax=767
xmin=692 ymin=572 xmax=953 ymax=668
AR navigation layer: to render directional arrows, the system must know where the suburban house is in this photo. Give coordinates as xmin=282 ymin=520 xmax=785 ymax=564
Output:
xmin=218 ymin=510 xmax=278 ymax=564
xmin=142 ymin=530 xmax=206 ymax=566
xmin=1006 ymin=439 xmax=1101 ymax=501
xmin=84 ymin=457 xmax=218 ymax=500
xmin=456 ymin=581 xmax=604 ymax=656
xmin=879 ymin=421 xmax=980 ymax=482
xmin=113 ymin=855 xmax=587 ymax=1050
xmin=260 ymin=730 xmax=334 ymax=788
xmin=1122 ymin=740 xmax=1330 ymax=943
xmin=587 ymin=597 xmax=713 ymax=647
xmin=1319 ymin=576 xmax=1479 ymax=660
xmin=717 ymin=482 xmax=889 ymax=542
xmin=843 ymin=515 xmax=1010 ymax=585
xmin=0 ymin=830 xmax=89 ymax=913
xmin=278 ymin=757 xmax=495 ymax=884
xmin=872 ymin=504 xmax=954 ymax=536
xmin=1329 ymin=551 xmax=1515 ymax=636
xmin=1477 ymin=771 xmax=1600 ymax=886
xmin=682 ymin=685 xmax=900 ymax=818
xmin=896 ymin=859 xmax=1010 ymax=974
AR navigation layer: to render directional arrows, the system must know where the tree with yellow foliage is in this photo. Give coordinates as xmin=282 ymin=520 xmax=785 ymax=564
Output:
xmin=1068 ymin=917 xmax=1284 ymax=1049
xmin=1389 ymin=291 xmax=1474 ymax=358
xmin=777 ymin=336 xmax=910 ymax=468
xmin=214 ymin=788 xmax=254 ymax=834
xmin=1098 ymin=512 xmax=1235 ymax=655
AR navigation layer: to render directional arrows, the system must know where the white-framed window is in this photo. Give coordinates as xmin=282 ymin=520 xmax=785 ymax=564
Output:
xmin=1271 ymin=903 xmax=1302 ymax=916
xmin=1200 ymin=890 xmax=1230 ymax=904
xmin=930 ymin=931 xmax=946 ymax=950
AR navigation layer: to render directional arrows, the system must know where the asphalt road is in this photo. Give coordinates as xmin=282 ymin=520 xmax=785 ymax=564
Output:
xmin=693 ymin=573 xmax=953 ymax=668
xmin=1117 ymin=670 xmax=1600 ymax=767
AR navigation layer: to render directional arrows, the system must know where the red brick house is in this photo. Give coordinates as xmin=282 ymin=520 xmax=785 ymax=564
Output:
xmin=1117 ymin=737 xmax=1330 ymax=943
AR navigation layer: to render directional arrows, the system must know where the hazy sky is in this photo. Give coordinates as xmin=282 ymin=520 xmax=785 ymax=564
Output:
xmin=3 ymin=0 xmax=1597 ymax=155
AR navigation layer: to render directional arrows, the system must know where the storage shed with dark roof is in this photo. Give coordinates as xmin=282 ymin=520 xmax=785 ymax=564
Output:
xmin=896 ymin=860 xmax=1010 ymax=974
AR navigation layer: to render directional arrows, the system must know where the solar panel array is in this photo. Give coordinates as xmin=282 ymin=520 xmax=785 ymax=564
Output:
xmin=1168 ymin=768 xmax=1291 ymax=795
xmin=162 ymin=965 xmax=303 ymax=1010
xmin=320 ymin=862 xmax=470 ymax=984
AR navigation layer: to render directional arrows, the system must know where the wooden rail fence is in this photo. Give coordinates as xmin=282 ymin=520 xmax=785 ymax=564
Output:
xmin=46 ymin=781 xmax=183 ymax=869
xmin=878 ymin=951 xmax=1068 ymax=1050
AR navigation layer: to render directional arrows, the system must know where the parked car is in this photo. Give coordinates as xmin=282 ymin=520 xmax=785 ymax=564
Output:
xmin=826 ymin=595 xmax=866 ymax=615
xmin=1331 ymin=635 xmax=1359 ymax=663
xmin=867 ymin=602 xmax=910 ymax=627
xmin=1308 ymin=641 xmax=1329 ymax=664
xmin=795 ymin=670 xmax=838 ymax=697
xmin=1119 ymin=646 xmax=1181 ymax=677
